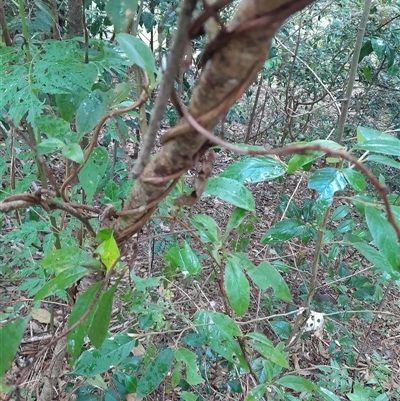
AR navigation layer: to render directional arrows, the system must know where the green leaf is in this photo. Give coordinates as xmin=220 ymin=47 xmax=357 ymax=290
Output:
xmin=180 ymin=392 xmax=198 ymax=401
xmin=261 ymin=219 xmax=306 ymax=244
xmin=35 ymin=115 xmax=74 ymax=142
xmin=175 ymin=348 xmax=204 ymax=385
xmin=357 ymin=126 xmax=395 ymax=142
xmin=136 ymin=348 xmax=174 ymax=398
xmin=165 ymin=241 xmax=202 ymax=276
xmin=331 ymin=205 xmax=350 ymax=221
xmin=287 ymin=140 xmax=343 ymax=173
xmin=247 ymin=332 xmax=289 ymax=368
xmin=0 ymin=317 xmax=29 ymax=379
xmin=220 ymin=156 xmax=286 ymax=183
xmin=349 ymin=240 xmax=399 ymax=280
xmin=208 ymin=311 xmax=242 ymax=337
xmin=245 ymin=384 xmax=267 ymax=401
xmin=70 ymin=333 xmax=137 ymax=376
xmin=194 ymin=311 xmax=248 ymax=371
xmin=130 ymin=273 xmax=162 ymax=292
xmin=95 ymin=229 xmax=120 ymax=270
xmin=78 ymin=147 xmax=109 ymax=203
xmin=247 ymin=262 xmax=292 ymax=302
xmin=67 ymin=282 xmax=102 ymax=365
xmin=336 ymin=219 xmax=356 ymax=234
xmin=171 ymin=363 xmax=181 ymax=388
xmin=354 ymin=139 xmax=400 ymax=156
xmin=365 ymin=207 xmax=400 ymax=270
xmin=275 ymin=375 xmax=315 ymax=392
xmin=205 ymin=177 xmax=255 ymax=212
xmin=224 ymin=257 xmax=250 ymax=316
xmin=359 ymin=40 xmax=373 ymax=62
xmin=41 ymin=247 xmax=98 ymax=273
xmin=34 ymin=266 xmax=87 ymax=301
xmin=342 ymin=168 xmax=366 ymax=192
xmin=88 ymin=281 xmax=118 ymax=348
xmin=315 ymin=387 xmax=342 ymax=401
xmin=355 ymin=127 xmax=400 ymax=156
xmin=76 ymin=89 xmax=114 ymax=136
xmin=308 ymin=168 xmax=347 ymax=203
xmin=190 ymin=215 xmax=221 ymax=244
xmin=366 ymin=154 xmax=400 ymax=170
xmin=270 ymin=320 xmax=292 ymax=339
xmin=223 ymin=208 xmax=247 ymax=240
xmin=62 ymin=143 xmax=85 ymax=164
xmin=36 ymin=138 xmax=66 ymax=155
xmin=56 ymin=89 xmax=89 ymax=122
xmin=106 ymin=1 xmax=139 ymax=33
xmin=117 ymin=33 xmax=155 ymax=84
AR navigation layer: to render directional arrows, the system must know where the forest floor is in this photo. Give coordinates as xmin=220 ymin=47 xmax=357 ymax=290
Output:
xmin=1 ymin=120 xmax=400 ymax=401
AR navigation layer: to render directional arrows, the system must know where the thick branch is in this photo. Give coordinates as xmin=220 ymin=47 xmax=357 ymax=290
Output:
xmin=114 ymin=0 xmax=316 ymax=241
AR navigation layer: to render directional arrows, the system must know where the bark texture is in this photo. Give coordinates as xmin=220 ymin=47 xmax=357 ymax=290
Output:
xmin=114 ymin=0 xmax=315 ymax=242
xmin=68 ymin=0 xmax=83 ymax=38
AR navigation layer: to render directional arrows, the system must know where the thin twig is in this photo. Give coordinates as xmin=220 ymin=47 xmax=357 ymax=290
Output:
xmin=130 ymin=0 xmax=198 ymax=178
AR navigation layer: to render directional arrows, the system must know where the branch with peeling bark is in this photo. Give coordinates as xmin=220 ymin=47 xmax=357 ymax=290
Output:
xmin=113 ymin=0 xmax=317 ymax=241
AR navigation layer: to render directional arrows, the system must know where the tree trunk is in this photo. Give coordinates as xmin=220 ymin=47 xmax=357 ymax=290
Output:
xmin=113 ymin=0 xmax=316 ymax=242
xmin=68 ymin=0 xmax=82 ymax=38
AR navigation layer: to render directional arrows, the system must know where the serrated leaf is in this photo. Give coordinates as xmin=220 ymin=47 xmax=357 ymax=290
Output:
xmin=136 ymin=348 xmax=174 ymax=398
xmin=342 ymin=168 xmax=366 ymax=192
xmin=261 ymin=219 xmax=306 ymax=244
xmin=175 ymin=348 xmax=204 ymax=385
xmin=247 ymin=262 xmax=292 ymax=302
xmin=117 ymin=33 xmax=155 ymax=84
xmin=88 ymin=281 xmax=118 ymax=348
xmin=224 ymin=257 xmax=250 ymax=316
xmin=78 ymin=147 xmax=109 ymax=203
xmin=70 ymin=333 xmax=136 ymax=376
xmin=33 ymin=41 xmax=98 ymax=94
xmin=276 ymin=375 xmax=315 ymax=391
xmin=0 ymin=317 xmax=29 ymax=379
xmin=220 ymin=156 xmax=285 ymax=183
xmin=67 ymin=282 xmax=102 ymax=365
xmin=308 ymin=168 xmax=347 ymax=203
xmin=62 ymin=143 xmax=84 ymax=164
xmin=365 ymin=207 xmax=400 ymax=270
xmin=205 ymin=177 xmax=255 ymax=211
